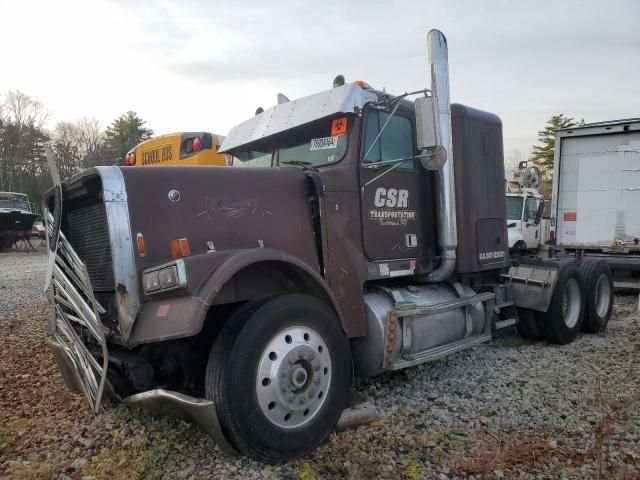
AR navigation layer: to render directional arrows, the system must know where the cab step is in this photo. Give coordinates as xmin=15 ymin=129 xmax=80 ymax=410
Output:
xmin=495 ymin=318 xmax=517 ymax=329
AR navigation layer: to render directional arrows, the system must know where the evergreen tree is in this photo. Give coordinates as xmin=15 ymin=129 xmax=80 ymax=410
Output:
xmin=530 ymin=114 xmax=583 ymax=174
xmin=103 ymin=111 xmax=153 ymax=164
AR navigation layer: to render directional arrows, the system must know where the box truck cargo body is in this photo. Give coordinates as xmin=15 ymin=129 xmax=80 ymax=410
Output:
xmin=551 ymin=118 xmax=640 ymax=286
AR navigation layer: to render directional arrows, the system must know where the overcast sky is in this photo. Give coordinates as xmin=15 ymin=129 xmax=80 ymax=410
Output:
xmin=1 ymin=0 xmax=639 ymax=160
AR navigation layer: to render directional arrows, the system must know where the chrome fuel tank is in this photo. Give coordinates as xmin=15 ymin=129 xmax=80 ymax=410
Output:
xmin=351 ymin=283 xmax=487 ymax=378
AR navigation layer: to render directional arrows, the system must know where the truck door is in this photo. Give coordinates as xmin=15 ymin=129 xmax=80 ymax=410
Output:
xmin=360 ymin=108 xmax=424 ymax=262
xmin=523 ymin=195 xmax=541 ymax=248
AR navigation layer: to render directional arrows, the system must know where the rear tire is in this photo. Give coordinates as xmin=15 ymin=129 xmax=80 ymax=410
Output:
xmin=516 ymin=308 xmax=542 ymax=341
xmin=537 ymin=263 xmax=585 ymax=344
xmin=205 ymin=294 xmax=352 ymax=463
xmin=578 ymin=259 xmax=614 ymax=333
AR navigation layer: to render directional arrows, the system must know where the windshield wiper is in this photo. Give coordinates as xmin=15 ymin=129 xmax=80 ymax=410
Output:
xmin=280 ymin=160 xmax=314 ymax=170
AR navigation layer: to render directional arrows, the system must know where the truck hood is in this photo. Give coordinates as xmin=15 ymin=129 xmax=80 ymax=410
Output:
xmin=120 ymin=166 xmax=320 ymax=271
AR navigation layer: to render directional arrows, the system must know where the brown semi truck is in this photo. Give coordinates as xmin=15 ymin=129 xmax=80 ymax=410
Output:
xmin=43 ymin=30 xmax=614 ymax=462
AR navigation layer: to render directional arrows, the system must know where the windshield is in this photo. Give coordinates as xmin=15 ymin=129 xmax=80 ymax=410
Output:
xmin=506 ymin=196 xmax=523 ymax=221
xmin=231 ymin=116 xmax=349 ymax=168
xmin=0 ymin=198 xmax=30 ymax=211
xmin=233 ymin=149 xmax=272 ymax=167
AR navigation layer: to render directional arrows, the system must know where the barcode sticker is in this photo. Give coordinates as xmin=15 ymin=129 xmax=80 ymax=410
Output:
xmin=310 ymin=136 xmax=338 ymax=150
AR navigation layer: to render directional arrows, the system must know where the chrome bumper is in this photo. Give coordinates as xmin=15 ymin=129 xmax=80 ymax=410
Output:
xmin=124 ymin=390 xmax=237 ymax=454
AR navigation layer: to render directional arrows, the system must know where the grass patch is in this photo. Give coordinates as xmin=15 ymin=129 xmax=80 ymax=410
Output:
xmin=454 ymin=426 xmax=572 ymax=476
xmin=0 ymin=432 xmax=11 ymax=454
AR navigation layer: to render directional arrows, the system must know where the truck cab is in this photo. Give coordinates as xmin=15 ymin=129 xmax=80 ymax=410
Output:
xmin=43 ymin=29 xmax=613 ymax=463
xmin=507 ymin=188 xmax=545 ymax=250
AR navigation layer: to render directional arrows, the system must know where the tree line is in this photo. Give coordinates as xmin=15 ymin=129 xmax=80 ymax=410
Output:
xmin=0 ymin=90 xmax=153 ymax=208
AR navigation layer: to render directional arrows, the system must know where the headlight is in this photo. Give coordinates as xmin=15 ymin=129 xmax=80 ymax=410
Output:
xmin=158 ymin=265 xmax=178 ymax=289
xmin=142 ymin=260 xmax=186 ymax=295
xmin=143 ymin=271 xmax=160 ymax=292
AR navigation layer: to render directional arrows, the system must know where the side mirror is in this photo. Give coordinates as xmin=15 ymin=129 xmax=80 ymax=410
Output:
xmin=535 ymin=200 xmax=545 ymax=225
xmin=415 ymin=96 xmax=446 ymax=170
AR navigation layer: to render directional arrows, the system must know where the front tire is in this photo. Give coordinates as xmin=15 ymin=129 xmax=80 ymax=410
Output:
xmin=513 ymin=240 xmax=527 ymax=250
xmin=205 ymin=294 xmax=352 ymax=463
xmin=537 ymin=263 xmax=585 ymax=344
xmin=578 ymin=259 xmax=614 ymax=333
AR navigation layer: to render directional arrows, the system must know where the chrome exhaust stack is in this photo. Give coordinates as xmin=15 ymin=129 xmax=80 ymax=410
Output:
xmin=424 ymin=29 xmax=457 ymax=282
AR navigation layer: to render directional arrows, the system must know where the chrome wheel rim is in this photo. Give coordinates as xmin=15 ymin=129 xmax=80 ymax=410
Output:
xmin=594 ymin=274 xmax=611 ymax=318
xmin=256 ymin=326 xmax=331 ymax=429
xmin=562 ymin=278 xmax=581 ymax=328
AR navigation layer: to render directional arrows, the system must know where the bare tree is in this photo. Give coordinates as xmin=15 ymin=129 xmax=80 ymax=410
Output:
xmin=0 ymin=90 xmax=49 ymax=192
xmin=51 ymin=121 xmax=82 ymax=181
xmin=76 ymin=117 xmax=104 ymax=168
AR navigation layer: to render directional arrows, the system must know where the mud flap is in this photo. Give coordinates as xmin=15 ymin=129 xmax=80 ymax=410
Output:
xmin=124 ymin=389 xmax=238 ymax=455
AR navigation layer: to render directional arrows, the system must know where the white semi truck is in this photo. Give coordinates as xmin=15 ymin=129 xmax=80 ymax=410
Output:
xmin=551 ymin=118 xmax=640 ymax=288
xmin=506 ymin=165 xmax=547 ymax=250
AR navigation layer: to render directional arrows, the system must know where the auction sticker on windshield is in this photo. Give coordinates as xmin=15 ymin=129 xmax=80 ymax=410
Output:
xmin=310 ymin=136 xmax=338 ymax=150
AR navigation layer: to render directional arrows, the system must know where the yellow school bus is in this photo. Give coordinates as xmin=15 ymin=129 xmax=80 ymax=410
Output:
xmin=124 ymin=132 xmax=230 ymax=167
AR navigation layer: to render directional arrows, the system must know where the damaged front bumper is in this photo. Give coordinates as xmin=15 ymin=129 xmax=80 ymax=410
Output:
xmin=47 ymin=333 xmax=237 ymax=454
xmin=45 ymin=213 xmax=237 ymax=455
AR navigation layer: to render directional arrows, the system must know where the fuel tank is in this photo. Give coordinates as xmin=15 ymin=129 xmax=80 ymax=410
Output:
xmin=351 ymin=283 xmax=486 ymax=378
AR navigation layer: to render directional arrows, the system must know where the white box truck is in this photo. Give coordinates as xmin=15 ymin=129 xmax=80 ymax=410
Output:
xmin=551 ymin=118 xmax=640 ymax=287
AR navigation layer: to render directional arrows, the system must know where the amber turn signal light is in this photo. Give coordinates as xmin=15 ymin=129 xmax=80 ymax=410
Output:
xmin=170 ymin=238 xmax=190 ymax=259
xmin=136 ymin=233 xmax=146 ymax=257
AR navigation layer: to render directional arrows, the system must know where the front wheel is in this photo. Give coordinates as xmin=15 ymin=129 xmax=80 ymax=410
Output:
xmin=205 ymin=294 xmax=352 ymax=463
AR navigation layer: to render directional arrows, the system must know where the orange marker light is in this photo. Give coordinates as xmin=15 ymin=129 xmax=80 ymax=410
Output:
xmin=170 ymin=238 xmax=191 ymax=259
xmin=331 ymin=117 xmax=348 ymax=137
xmin=136 ymin=233 xmax=146 ymax=257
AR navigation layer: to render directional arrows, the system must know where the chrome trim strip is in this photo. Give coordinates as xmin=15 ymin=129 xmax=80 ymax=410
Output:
xmin=96 ymin=166 xmax=140 ymax=341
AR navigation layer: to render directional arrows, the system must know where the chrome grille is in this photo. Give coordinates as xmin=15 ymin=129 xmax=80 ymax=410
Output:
xmin=46 ymin=211 xmax=108 ymax=413
xmin=67 ymin=203 xmax=114 ymax=291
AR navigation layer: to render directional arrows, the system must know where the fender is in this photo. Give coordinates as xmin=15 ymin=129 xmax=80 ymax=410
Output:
xmin=508 ymin=227 xmax=525 ymax=249
xmin=129 ymin=248 xmax=347 ymax=345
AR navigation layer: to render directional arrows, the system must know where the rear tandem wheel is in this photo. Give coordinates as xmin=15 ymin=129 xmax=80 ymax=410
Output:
xmin=536 ymin=262 xmax=585 ymax=345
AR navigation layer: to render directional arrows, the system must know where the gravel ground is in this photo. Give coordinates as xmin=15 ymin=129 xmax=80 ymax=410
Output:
xmin=1 ymin=248 xmax=639 ymax=479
